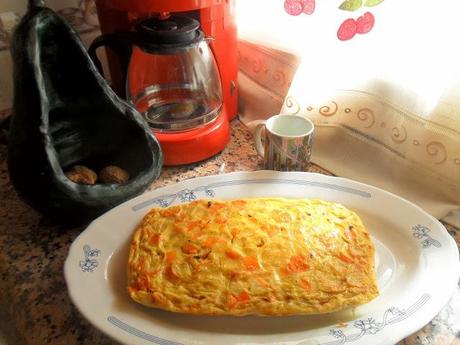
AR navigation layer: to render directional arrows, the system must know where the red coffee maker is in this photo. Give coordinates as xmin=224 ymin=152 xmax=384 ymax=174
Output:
xmin=92 ymin=0 xmax=238 ymax=166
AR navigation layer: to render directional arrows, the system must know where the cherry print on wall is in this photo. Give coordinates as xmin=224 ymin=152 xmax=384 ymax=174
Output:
xmin=284 ymin=0 xmax=304 ymax=16
xmin=302 ymin=0 xmax=316 ymax=15
xmin=337 ymin=18 xmax=357 ymax=41
xmin=356 ymin=12 xmax=375 ymax=34
xmin=284 ymin=0 xmax=316 ymax=16
xmin=283 ymin=0 xmax=383 ymax=41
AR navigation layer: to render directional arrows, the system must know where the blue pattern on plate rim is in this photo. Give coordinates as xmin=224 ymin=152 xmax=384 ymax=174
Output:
xmin=107 ymin=294 xmax=430 ymax=345
xmin=107 ymin=316 xmax=184 ymax=345
xmin=412 ymin=224 xmax=442 ymax=248
xmin=314 ymin=294 xmax=431 ymax=345
xmin=132 ymin=178 xmax=371 ymax=211
xmin=79 ymin=245 xmax=100 ymax=272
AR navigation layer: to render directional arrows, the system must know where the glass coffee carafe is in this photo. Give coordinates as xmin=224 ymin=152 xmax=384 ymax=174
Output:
xmin=89 ymin=15 xmax=223 ymax=132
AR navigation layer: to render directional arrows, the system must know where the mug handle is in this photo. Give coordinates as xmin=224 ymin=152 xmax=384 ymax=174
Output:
xmin=253 ymin=121 xmax=267 ymax=157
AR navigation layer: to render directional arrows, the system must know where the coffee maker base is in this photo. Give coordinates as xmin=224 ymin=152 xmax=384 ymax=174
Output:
xmin=153 ymin=115 xmax=230 ymax=166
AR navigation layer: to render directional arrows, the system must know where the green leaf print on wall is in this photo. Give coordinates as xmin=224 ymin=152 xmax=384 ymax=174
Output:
xmin=339 ymin=0 xmax=363 ymax=11
xmin=364 ymin=0 xmax=384 ymax=7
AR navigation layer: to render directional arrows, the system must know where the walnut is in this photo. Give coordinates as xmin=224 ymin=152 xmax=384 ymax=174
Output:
xmin=99 ymin=165 xmax=130 ymax=184
xmin=65 ymin=165 xmax=97 ymax=185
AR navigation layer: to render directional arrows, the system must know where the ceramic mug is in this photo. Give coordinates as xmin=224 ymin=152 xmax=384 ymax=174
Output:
xmin=254 ymin=114 xmax=314 ymax=171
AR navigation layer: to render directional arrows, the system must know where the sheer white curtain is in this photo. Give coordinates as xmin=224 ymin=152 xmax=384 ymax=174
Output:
xmin=237 ymin=0 xmax=460 ymax=225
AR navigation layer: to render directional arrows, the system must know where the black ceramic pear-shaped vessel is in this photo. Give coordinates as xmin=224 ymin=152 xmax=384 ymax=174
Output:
xmin=8 ymin=1 xmax=163 ymax=224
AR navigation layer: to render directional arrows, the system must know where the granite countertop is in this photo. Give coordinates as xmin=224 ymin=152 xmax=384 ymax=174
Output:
xmin=0 ymin=119 xmax=458 ymax=345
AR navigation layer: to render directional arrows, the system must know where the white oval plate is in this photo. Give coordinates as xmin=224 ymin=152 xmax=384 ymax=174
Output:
xmin=64 ymin=171 xmax=459 ymax=345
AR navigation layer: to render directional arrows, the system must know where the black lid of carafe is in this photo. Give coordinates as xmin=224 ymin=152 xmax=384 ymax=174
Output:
xmin=134 ymin=15 xmax=203 ymax=53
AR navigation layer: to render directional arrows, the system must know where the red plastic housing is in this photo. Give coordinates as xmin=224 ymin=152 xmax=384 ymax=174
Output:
xmin=154 ymin=115 xmax=230 ymax=166
xmin=94 ymin=0 xmax=237 ymax=165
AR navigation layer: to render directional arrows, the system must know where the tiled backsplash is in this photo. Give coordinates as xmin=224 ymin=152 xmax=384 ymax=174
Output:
xmin=0 ymin=12 xmax=20 ymax=52
xmin=0 ymin=0 xmax=100 ymax=112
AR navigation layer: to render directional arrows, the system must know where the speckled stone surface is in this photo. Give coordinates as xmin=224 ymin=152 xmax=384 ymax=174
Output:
xmin=0 ymin=119 xmax=458 ymax=345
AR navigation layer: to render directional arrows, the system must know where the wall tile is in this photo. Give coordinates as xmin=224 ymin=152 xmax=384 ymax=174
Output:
xmin=0 ymin=0 xmax=100 ymax=112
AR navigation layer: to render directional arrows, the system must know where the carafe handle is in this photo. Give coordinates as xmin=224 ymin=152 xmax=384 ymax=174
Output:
xmin=88 ymin=32 xmax=133 ymax=99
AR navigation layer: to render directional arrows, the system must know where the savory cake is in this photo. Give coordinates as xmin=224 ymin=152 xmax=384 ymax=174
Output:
xmin=127 ymin=198 xmax=378 ymax=316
